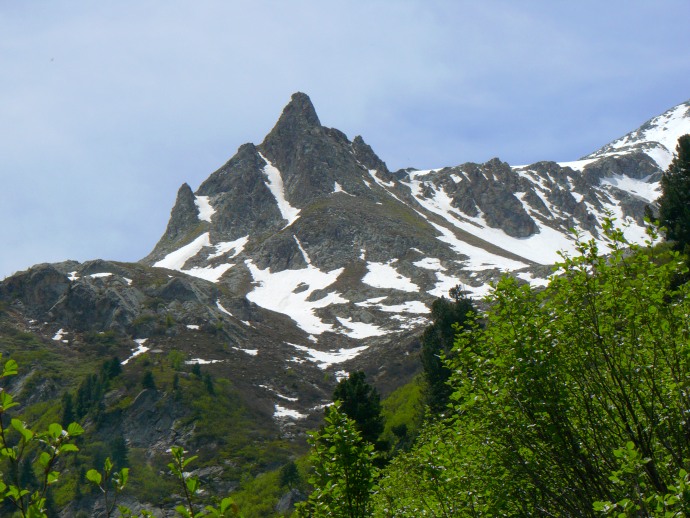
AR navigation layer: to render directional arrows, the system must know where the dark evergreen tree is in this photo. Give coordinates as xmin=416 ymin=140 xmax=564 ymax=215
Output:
xmin=109 ymin=434 xmax=129 ymax=469
xmin=141 ymin=370 xmax=156 ymax=390
xmin=103 ymin=356 xmax=122 ymax=379
xmin=420 ymin=288 xmax=476 ymax=414
xmin=332 ymin=371 xmax=383 ymax=445
xmin=279 ymin=461 xmax=301 ymax=490
xmin=659 ymin=134 xmax=690 ymax=251
xmin=61 ymin=392 xmax=75 ymax=426
xmin=203 ymin=373 xmax=215 ymax=395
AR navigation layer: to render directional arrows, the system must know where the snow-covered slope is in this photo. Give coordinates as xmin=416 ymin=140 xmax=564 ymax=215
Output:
xmin=585 ymin=99 xmax=690 ymax=170
xmin=135 ymin=93 xmax=690 ymax=389
xmin=8 ymin=93 xmax=686 ymax=429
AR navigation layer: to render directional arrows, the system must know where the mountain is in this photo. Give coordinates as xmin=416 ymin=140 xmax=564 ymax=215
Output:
xmin=0 ymin=93 xmax=689 ymax=514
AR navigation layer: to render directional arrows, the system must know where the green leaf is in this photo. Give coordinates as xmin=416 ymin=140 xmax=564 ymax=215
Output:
xmin=85 ymin=469 xmax=102 ymax=486
xmin=46 ymin=471 xmax=59 ymax=485
xmin=2 ymin=359 xmax=18 ymax=377
xmin=47 ymin=423 xmax=63 ymax=439
xmin=0 ymin=391 xmax=18 ymax=411
xmin=11 ymin=418 xmax=34 ymax=441
xmin=38 ymin=452 xmax=51 ymax=468
xmin=66 ymin=422 xmax=84 ymax=436
xmin=59 ymin=443 xmax=79 ymax=453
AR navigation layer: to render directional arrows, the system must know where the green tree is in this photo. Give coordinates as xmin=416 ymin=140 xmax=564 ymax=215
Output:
xmin=279 ymin=461 xmax=301 ymax=491
xmin=141 ymin=370 xmax=156 ymax=390
xmin=374 ymin=220 xmax=690 ymax=516
xmin=659 ymin=134 xmax=690 ymax=250
xmin=296 ymin=402 xmax=376 ymax=518
xmin=61 ymin=391 xmax=75 ymax=427
xmin=420 ymin=290 xmax=476 ymax=413
xmin=332 ymin=371 xmax=383 ymax=446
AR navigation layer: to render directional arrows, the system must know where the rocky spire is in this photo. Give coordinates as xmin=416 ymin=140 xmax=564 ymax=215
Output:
xmin=143 ymin=183 xmax=199 ymax=262
xmin=262 ymin=92 xmax=321 ymax=149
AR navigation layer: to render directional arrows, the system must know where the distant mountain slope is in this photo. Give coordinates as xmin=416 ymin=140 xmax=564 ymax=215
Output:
xmin=139 ymin=93 xmax=690 ymax=351
xmin=584 ymin=99 xmax=690 ymax=170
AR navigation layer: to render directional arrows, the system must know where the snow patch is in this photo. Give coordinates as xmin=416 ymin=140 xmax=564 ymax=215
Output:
xmin=293 ymin=235 xmax=312 ymax=265
xmin=355 ymin=298 xmax=429 ymax=314
xmin=274 ymin=404 xmax=307 ymax=420
xmin=259 ymin=153 xmax=300 ymax=227
xmin=216 ymin=300 xmax=233 ymax=317
xmin=233 ymin=347 xmax=258 ymax=356
xmin=333 ymin=182 xmax=354 ymax=196
xmin=288 ymin=343 xmax=369 ymax=369
xmin=89 ymin=272 xmax=112 ymax=279
xmin=186 ymin=358 xmax=223 ymax=365
xmin=515 ymin=271 xmax=550 ymax=288
xmin=154 ymin=232 xmax=234 ymax=282
xmin=413 ymin=257 xmax=446 ymax=271
xmin=155 ymin=233 xmax=210 ymax=271
xmin=600 ymin=175 xmax=660 ymax=203
xmin=336 ymin=317 xmax=386 ymax=339
xmin=52 ymin=329 xmax=67 ymax=342
xmin=246 ymin=260 xmax=345 ymax=335
xmin=122 ymin=339 xmax=149 ymax=365
xmin=186 ymin=325 xmax=200 ymax=330
xmin=362 ymin=261 xmax=418 ymax=292
xmin=194 ymin=196 xmax=216 ymax=223
xmin=207 ymin=236 xmax=249 ymax=260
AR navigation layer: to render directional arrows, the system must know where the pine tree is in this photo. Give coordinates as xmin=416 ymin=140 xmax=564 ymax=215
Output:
xmin=420 ymin=289 xmax=476 ymax=414
xmin=332 ymin=371 xmax=383 ymax=446
xmin=61 ymin=392 xmax=75 ymax=426
xmin=659 ymin=134 xmax=690 ymax=250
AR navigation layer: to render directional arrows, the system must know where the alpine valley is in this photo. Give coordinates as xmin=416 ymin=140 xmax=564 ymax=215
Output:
xmin=1 ymin=93 xmax=689 ymax=515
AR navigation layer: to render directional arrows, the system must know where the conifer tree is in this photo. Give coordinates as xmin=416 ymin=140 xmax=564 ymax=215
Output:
xmin=420 ymin=288 xmax=476 ymax=413
xmin=659 ymin=134 xmax=690 ymax=250
xmin=332 ymin=371 xmax=383 ymax=446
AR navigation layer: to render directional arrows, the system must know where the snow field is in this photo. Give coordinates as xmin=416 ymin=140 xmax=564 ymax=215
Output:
xmin=245 ymin=260 xmax=345 ymax=335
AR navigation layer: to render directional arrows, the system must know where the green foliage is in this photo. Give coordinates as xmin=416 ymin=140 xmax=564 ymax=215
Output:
xmin=659 ymin=134 xmax=690 ymax=250
xmin=332 ymin=371 xmax=383 ymax=446
xmin=169 ymin=350 xmax=186 ymax=371
xmin=85 ymin=456 xmax=135 ymax=518
xmin=593 ymin=442 xmax=690 ymax=516
xmin=167 ymin=446 xmax=241 ymax=517
xmin=279 ymin=461 xmax=301 ymax=491
xmin=0 ymin=355 xmax=84 ymax=517
xmin=419 ymin=290 xmax=476 ymax=413
xmin=372 ymin=219 xmax=690 ymax=516
xmin=379 ymin=377 xmax=424 ymax=452
xmin=296 ymin=402 xmax=377 ymax=518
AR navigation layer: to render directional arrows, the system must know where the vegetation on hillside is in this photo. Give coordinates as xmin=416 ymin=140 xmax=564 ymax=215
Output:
xmin=286 ymin=214 xmax=689 ymax=517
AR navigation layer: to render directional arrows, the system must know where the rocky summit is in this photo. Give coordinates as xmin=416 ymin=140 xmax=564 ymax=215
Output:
xmin=0 ymin=92 xmax=689 ymax=513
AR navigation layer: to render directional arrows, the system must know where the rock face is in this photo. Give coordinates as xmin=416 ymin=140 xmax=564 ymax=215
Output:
xmin=8 ymin=91 xmax=686 ymax=413
xmin=1 ymin=93 xmax=689 ymax=514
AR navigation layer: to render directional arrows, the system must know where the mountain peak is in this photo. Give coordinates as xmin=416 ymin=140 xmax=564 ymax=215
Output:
xmin=264 ymin=92 xmax=321 ymax=141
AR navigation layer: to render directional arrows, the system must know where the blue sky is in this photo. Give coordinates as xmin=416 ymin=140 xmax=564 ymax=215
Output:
xmin=2 ymin=0 xmax=689 ymax=279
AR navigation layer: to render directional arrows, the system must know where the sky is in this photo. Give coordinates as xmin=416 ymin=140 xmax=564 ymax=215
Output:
xmin=2 ymin=0 xmax=690 ymax=279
